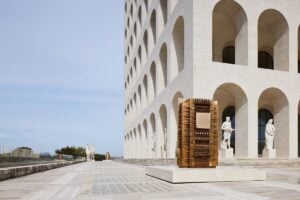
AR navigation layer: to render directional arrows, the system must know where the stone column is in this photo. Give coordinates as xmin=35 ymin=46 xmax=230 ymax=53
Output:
xmin=288 ymin=98 xmax=298 ymax=158
xmin=289 ymin=25 xmax=298 ymax=74
xmin=247 ymin=13 xmax=258 ymax=68
xmin=247 ymin=96 xmax=259 ymax=158
xmin=168 ymin=106 xmax=177 ymax=159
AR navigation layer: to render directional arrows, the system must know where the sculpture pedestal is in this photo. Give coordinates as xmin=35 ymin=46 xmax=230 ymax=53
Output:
xmin=220 ymin=148 xmax=234 ymax=158
xmin=146 ymin=166 xmax=266 ymax=183
xmin=263 ymin=149 xmax=276 ymax=158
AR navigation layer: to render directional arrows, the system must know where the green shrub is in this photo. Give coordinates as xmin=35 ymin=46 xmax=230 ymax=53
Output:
xmin=94 ymin=154 xmax=105 ymax=161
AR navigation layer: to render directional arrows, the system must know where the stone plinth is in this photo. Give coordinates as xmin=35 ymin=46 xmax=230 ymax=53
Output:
xmin=220 ymin=148 xmax=234 ymax=158
xmin=263 ymin=149 xmax=276 ymax=158
xmin=146 ymin=166 xmax=266 ymax=183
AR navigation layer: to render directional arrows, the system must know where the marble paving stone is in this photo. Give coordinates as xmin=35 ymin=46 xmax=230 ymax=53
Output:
xmin=0 ymin=161 xmax=299 ymax=200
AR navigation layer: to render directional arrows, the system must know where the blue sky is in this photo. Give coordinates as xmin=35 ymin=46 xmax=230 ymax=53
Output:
xmin=0 ymin=0 xmax=124 ymax=156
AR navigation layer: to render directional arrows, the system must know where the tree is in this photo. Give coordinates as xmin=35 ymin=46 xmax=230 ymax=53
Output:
xmin=55 ymin=146 xmax=86 ymax=159
xmin=94 ymin=154 xmax=105 ymax=161
xmin=39 ymin=152 xmax=53 ymax=160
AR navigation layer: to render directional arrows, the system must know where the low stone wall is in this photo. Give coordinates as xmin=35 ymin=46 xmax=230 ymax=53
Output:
xmin=0 ymin=160 xmax=84 ymax=181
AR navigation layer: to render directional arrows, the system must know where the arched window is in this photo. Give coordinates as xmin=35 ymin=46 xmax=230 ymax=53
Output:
xmin=142 ymin=75 xmax=148 ymax=107
xmin=258 ymin=9 xmax=289 ymax=71
xmin=127 ymin=76 xmax=130 ymax=89
xmin=222 ymin=46 xmax=235 ymax=64
xmin=127 ymin=18 xmax=130 ymax=28
xmin=160 ymin=0 xmax=167 ymax=25
xmin=258 ymin=51 xmax=273 ymax=70
xmin=143 ymin=119 xmax=148 ymax=158
xmin=144 ymin=0 xmax=148 ymax=13
xmin=150 ymin=11 xmax=156 ymax=44
xmin=149 ymin=62 xmax=156 ymax=100
xmin=130 ymin=4 xmax=133 ymax=17
xmin=134 ymin=23 xmax=137 ymax=38
xmin=133 ymin=59 xmax=137 ymax=76
xmin=159 ymin=43 xmax=168 ymax=92
xmin=138 ymin=6 xmax=142 ymax=25
xmin=212 ymin=0 xmax=248 ymax=65
xmin=138 ymin=46 xmax=142 ymax=66
xmin=149 ymin=113 xmax=156 ymax=158
xmin=130 ymin=67 xmax=133 ymax=81
xmin=133 ymin=93 xmax=137 ymax=117
xmin=143 ymin=31 xmax=148 ymax=56
xmin=138 ymin=85 xmax=142 ymax=112
xmin=159 ymin=104 xmax=167 ymax=158
xmin=172 ymin=16 xmax=184 ymax=77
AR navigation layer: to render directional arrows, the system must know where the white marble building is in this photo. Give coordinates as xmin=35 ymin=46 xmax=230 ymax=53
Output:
xmin=123 ymin=0 xmax=300 ymax=159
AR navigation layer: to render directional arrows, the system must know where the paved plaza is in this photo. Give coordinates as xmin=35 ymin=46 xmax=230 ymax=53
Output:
xmin=0 ymin=161 xmax=299 ymax=200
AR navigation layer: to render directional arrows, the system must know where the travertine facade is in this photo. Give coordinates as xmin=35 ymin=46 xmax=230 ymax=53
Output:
xmin=123 ymin=0 xmax=300 ymax=159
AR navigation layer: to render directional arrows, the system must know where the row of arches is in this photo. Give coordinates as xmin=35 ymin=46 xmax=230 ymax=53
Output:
xmin=124 ymin=91 xmax=184 ymax=159
xmin=125 ymin=0 xmax=148 ymax=21
xmin=213 ymin=0 xmax=300 ymax=72
xmin=125 ymin=1 xmax=171 ymax=94
xmin=125 ymin=83 xmax=300 ymax=158
xmin=214 ymin=83 xmax=297 ymax=157
xmin=124 ymin=15 xmax=185 ymax=120
xmin=125 ymin=15 xmax=184 ymax=94
xmin=125 ymin=0 xmax=148 ymax=33
xmin=125 ymin=34 xmax=184 ymax=126
xmin=124 ymin=0 xmax=168 ymax=64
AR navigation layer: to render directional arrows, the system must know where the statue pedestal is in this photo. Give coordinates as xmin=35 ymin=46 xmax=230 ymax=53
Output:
xmin=145 ymin=166 xmax=266 ymax=183
xmin=220 ymin=148 xmax=234 ymax=158
xmin=263 ymin=149 xmax=276 ymax=159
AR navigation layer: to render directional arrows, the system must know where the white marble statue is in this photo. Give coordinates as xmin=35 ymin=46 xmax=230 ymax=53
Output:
xmin=151 ymin=132 xmax=156 ymax=153
xmin=265 ymin=119 xmax=275 ymax=150
xmin=89 ymin=145 xmax=95 ymax=161
xmin=221 ymin=116 xmax=235 ymax=149
xmin=85 ymin=145 xmax=90 ymax=161
xmin=163 ymin=128 xmax=167 ymax=158
xmin=158 ymin=130 xmax=165 ymax=158
xmin=86 ymin=144 xmax=95 ymax=161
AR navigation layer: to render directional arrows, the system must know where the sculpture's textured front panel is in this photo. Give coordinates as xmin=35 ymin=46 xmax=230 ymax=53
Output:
xmin=177 ymin=99 xmax=218 ymax=168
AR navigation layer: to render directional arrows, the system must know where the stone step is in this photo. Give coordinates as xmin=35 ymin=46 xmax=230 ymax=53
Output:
xmin=116 ymin=158 xmax=300 ymax=184
xmin=116 ymin=158 xmax=300 ymax=167
xmin=219 ymin=158 xmax=300 ymax=168
xmin=115 ymin=158 xmax=176 ymax=166
xmin=265 ymin=168 xmax=300 ymax=184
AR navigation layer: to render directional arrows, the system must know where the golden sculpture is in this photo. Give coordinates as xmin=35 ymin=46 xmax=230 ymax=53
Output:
xmin=176 ymin=99 xmax=218 ymax=168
